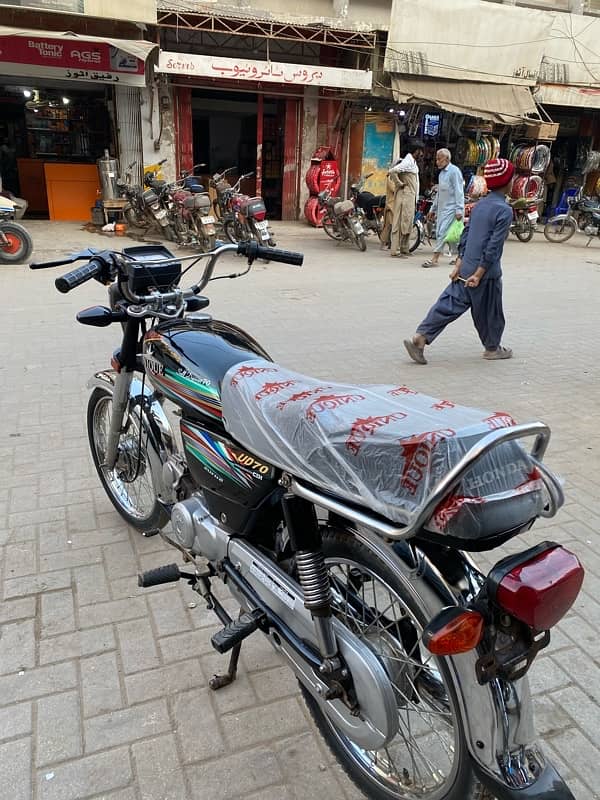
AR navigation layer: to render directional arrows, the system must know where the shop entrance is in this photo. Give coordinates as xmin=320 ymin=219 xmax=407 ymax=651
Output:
xmin=191 ymin=89 xmax=286 ymax=219
xmin=0 ymin=79 xmax=113 ymax=217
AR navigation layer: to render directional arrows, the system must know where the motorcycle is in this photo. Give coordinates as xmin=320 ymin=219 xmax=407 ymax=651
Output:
xmin=317 ymin=188 xmax=367 ymax=251
xmin=142 ymin=161 xmax=176 ymax=241
xmin=544 ymin=187 xmax=600 ymax=244
xmin=30 ymin=239 xmax=582 ymax=800
xmin=0 ymin=194 xmax=33 ymax=263
xmin=217 ymin=171 xmax=276 ymax=248
xmin=350 ymin=172 xmax=386 ymax=237
xmin=508 ymin=197 xmax=538 ymax=243
xmin=169 ymin=165 xmax=217 ymax=252
xmin=117 ymin=161 xmax=148 ymax=229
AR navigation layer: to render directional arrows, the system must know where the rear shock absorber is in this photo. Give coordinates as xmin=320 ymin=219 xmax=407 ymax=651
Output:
xmin=282 ymin=494 xmax=338 ymax=661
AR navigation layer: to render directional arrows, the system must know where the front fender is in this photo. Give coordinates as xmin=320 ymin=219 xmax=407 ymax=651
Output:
xmin=351 ymin=527 xmax=569 ymax=796
xmin=87 ymin=369 xmax=177 ymax=503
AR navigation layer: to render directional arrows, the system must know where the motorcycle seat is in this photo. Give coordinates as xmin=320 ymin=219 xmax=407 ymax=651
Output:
xmin=333 ymin=200 xmax=355 ymax=216
xmin=221 ymin=359 xmax=543 ymax=543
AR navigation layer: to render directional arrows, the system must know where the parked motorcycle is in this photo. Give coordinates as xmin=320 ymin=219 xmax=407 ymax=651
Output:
xmin=317 ymin=188 xmax=367 ymax=251
xmin=215 ymin=171 xmax=276 ymax=248
xmin=117 ymin=161 xmax=148 ymax=229
xmin=142 ymin=161 xmax=176 ymax=241
xmin=30 ymin=239 xmax=582 ymax=800
xmin=508 ymin=197 xmax=538 ymax=242
xmin=544 ymin=187 xmax=600 ymax=244
xmin=350 ymin=173 xmax=385 ymax=237
xmin=169 ymin=165 xmax=217 ymax=252
xmin=209 ymin=166 xmax=238 ymax=223
xmin=0 ymin=194 xmax=33 ymax=263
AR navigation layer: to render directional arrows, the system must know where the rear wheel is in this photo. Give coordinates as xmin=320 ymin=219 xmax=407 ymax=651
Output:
xmin=323 ymin=216 xmax=342 ymax=241
xmin=0 ymin=221 xmax=33 ymax=263
xmin=301 ymin=528 xmax=488 ymax=800
xmin=87 ymin=388 xmax=168 ymax=532
xmin=544 ymin=216 xmax=576 ymax=243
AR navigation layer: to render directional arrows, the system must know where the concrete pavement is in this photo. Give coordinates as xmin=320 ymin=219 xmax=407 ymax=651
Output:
xmin=1 ymin=219 xmax=599 ymax=799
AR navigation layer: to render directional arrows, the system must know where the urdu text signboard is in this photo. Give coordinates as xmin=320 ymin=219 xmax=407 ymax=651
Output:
xmin=157 ymin=52 xmax=372 ymax=91
xmin=0 ymin=34 xmax=147 ymax=85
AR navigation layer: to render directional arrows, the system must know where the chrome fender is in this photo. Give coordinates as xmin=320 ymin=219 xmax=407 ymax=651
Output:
xmin=87 ymin=370 xmax=177 ymax=504
xmin=352 ymin=526 xmax=552 ymax=794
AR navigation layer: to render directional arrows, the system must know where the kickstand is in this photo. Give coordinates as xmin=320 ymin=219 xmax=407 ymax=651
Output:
xmin=209 ymin=642 xmax=242 ymax=691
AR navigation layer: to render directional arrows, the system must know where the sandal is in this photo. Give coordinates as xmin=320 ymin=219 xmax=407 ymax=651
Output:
xmin=483 ymin=346 xmax=513 ymax=360
xmin=421 ymin=259 xmax=438 ymax=268
xmin=403 ymin=339 xmax=427 ymax=365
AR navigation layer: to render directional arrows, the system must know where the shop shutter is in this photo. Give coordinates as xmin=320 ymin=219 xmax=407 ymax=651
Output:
xmin=114 ymin=86 xmax=143 ymax=185
xmin=282 ymin=98 xmax=301 ymax=220
xmin=175 ymin=86 xmax=193 ymax=175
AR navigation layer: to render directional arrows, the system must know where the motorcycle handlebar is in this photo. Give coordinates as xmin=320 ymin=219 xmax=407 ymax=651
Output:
xmin=236 ymin=240 xmax=303 ymax=266
xmin=30 ymin=249 xmax=99 ymax=270
xmin=55 ymin=259 xmax=104 ymax=294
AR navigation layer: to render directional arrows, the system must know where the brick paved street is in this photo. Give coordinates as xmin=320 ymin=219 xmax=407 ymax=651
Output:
xmin=1 ymin=220 xmax=599 ymax=800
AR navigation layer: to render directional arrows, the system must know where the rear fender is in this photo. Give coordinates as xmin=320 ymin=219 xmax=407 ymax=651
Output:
xmin=87 ymin=370 xmax=177 ymax=503
xmin=351 ymin=526 xmax=568 ymax=795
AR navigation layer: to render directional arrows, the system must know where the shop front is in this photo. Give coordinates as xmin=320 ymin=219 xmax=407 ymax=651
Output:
xmin=0 ymin=26 xmax=156 ymax=219
xmin=157 ymin=51 xmax=371 ymax=220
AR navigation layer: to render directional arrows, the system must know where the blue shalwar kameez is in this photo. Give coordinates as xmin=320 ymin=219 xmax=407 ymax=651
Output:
xmin=432 ymin=163 xmax=465 ymax=254
xmin=417 ymin=191 xmax=512 ymax=351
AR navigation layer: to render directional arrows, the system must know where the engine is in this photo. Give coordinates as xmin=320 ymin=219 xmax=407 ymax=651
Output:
xmin=167 ymin=495 xmax=231 ymax=562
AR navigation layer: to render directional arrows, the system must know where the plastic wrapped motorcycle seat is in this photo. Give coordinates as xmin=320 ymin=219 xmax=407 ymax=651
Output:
xmin=334 ymin=200 xmax=355 ymax=216
xmin=221 ymin=360 xmax=545 ymax=542
xmin=240 ymin=197 xmax=267 ymax=217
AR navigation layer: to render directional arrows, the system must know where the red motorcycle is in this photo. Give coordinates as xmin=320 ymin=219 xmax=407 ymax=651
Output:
xmin=169 ymin=165 xmax=216 ymax=252
xmin=214 ymin=170 xmax=276 ymax=248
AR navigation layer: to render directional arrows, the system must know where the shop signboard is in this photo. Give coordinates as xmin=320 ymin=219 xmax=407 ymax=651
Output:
xmin=157 ymin=52 xmax=372 ymax=91
xmin=0 ymin=33 xmax=147 ymax=85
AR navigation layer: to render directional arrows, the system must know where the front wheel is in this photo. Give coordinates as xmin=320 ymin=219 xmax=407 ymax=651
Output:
xmin=0 ymin=221 xmax=33 ymax=263
xmin=87 ymin=387 xmax=169 ymax=532
xmin=301 ymin=528 xmax=487 ymax=800
xmin=354 ymin=231 xmax=367 ymax=252
xmin=409 ymin=221 xmax=422 ymax=253
xmin=514 ymin=213 xmax=534 ymax=243
xmin=544 ymin=216 xmax=577 ymax=243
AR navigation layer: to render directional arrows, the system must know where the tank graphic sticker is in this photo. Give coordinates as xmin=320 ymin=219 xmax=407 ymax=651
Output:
xmin=181 ymin=424 xmax=256 ymax=490
xmin=151 ymin=368 xmax=222 ymax=419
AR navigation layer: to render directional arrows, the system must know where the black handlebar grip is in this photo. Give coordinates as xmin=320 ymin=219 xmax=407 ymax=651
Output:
xmin=55 ymin=260 xmax=103 ymax=294
xmin=257 ymin=246 xmax=304 ymax=266
xmin=137 ymin=564 xmax=181 ymax=588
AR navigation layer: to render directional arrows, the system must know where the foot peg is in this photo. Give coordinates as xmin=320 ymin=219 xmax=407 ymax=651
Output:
xmin=138 ymin=564 xmax=181 ymax=587
xmin=211 ymin=609 xmax=266 ymax=654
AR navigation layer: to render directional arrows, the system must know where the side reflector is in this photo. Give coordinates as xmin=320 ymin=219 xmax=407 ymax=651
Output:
xmin=110 ymin=355 xmax=122 ymax=373
xmin=491 ymin=544 xmax=584 ymax=631
xmin=423 ymin=607 xmax=484 ymax=656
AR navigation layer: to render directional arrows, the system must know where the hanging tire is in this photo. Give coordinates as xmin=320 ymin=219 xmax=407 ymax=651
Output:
xmin=514 ymin=213 xmax=534 ymax=243
xmin=544 ymin=216 xmax=576 ymax=243
xmin=409 ymin=221 xmax=422 ymax=253
xmin=300 ymin=527 xmax=490 ymax=800
xmin=87 ymin=387 xmax=169 ymax=533
xmin=0 ymin=222 xmax=33 ymax=263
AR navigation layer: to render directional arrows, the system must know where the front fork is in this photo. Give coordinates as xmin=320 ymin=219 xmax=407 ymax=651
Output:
xmin=104 ymin=369 xmax=134 ymax=470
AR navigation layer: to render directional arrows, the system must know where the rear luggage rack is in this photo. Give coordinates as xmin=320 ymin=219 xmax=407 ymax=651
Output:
xmin=290 ymin=422 xmax=563 ymax=541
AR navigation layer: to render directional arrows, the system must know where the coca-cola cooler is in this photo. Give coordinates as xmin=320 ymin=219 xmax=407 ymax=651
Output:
xmin=304 ymin=146 xmax=341 ymax=227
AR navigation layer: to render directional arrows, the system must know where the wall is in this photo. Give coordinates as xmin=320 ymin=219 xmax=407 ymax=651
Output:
xmin=204 ymin=0 xmax=391 ymax=30
xmin=299 ymin=86 xmax=318 ymax=215
xmin=140 ymin=83 xmax=177 ymax=182
xmin=0 ymin=0 xmax=156 ymax=23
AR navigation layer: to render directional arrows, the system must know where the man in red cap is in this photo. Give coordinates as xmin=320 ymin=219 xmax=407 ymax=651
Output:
xmin=404 ymin=157 xmax=514 ymax=364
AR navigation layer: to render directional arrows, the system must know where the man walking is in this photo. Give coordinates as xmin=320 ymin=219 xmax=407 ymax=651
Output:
xmin=422 ymin=148 xmax=464 ymax=268
xmin=403 ymin=158 xmax=514 ymax=364
xmin=388 ymin=140 xmax=424 ymax=258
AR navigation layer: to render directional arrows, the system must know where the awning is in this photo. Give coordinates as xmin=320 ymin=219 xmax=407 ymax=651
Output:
xmin=0 ymin=26 xmax=158 ymax=87
xmin=535 ymin=84 xmax=600 ymax=110
xmin=391 ymin=76 xmax=540 ymax=125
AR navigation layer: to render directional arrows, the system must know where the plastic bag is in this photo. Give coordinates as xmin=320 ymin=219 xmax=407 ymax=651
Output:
xmin=443 ymin=218 xmax=464 ymax=244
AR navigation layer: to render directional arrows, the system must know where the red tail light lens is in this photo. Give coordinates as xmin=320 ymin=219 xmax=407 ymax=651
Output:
xmin=490 ymin=544 xmax=584 ymax=631
xmin=253 ymin=211 xmax=266 ymax=221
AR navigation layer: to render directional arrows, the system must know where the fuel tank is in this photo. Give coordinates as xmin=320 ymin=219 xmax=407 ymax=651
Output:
xmin=142 ymin=317 xmax=271 ymax=425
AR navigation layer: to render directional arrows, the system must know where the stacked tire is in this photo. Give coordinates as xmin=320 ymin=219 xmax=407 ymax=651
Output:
xmin=304 ymin=146 xmax=341 ymax=227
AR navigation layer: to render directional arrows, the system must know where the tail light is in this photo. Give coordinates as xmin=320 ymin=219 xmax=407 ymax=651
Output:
xmin=252 ymin=210 xmax=266 ymax=221
xmin=487 ymin=542 xmax=584 ymax=631
xmin=423 ymin=607 xmax=484 ymax=655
